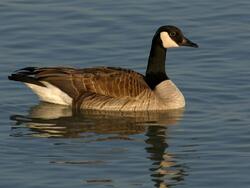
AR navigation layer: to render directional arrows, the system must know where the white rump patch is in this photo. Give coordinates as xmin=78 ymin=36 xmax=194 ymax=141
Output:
xmin=25 ymin=81 xmax=72 ymax=106
xmin=160 ymin=32 xmax=179 ymax=48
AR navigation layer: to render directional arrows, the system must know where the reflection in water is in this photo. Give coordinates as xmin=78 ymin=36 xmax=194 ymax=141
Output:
xmin=10 ymin=102 xmax=186 ymax=187
xmin=146 ymin=126 xmax=185 ymax=187
xmin=10 ymin=102 xmax=184 ymax=138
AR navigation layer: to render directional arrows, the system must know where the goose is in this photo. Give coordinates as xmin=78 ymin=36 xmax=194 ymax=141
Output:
xmin=8 ymin=25 xmax=198 ymax=112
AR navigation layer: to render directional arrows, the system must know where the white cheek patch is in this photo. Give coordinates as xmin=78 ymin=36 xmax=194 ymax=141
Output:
xmin=160 ymin=32 xmax=179 ymax=48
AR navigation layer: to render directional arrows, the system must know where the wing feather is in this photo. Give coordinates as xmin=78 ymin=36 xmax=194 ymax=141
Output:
xmin=11 ymin=66 xmax=150 ymax=101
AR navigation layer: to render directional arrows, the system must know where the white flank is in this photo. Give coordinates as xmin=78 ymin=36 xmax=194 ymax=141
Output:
xmin=160 ymin=32 xmax=179 ymax=48
xmin=25 ymin=81 xmax=72 ymax=106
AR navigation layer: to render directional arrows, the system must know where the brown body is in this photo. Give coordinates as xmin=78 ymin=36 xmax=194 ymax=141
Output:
xmin=9 ymin=67 xmax=185 ymax=111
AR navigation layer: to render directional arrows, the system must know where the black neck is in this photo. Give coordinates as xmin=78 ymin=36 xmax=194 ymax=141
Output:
xmin=145 ymin=36 xmax=169 ymax=89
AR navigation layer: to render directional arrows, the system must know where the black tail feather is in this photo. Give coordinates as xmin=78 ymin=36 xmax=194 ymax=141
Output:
xmin=8 ymin=67 xmax=46 ymax=87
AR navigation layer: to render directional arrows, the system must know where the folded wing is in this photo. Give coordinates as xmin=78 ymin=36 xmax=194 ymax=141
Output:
xmin=9 ymin=67 xmax=150 ymax=107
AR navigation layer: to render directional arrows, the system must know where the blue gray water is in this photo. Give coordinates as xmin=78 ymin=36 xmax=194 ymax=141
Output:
xmin=1 ymin=0 xmax=250 ymax=187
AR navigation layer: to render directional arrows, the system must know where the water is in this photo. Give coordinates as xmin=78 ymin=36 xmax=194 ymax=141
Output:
xmin=0 ymin=0 xmax=250 ymax=187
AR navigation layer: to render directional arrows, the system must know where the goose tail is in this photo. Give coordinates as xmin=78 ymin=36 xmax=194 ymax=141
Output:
xmin=8 ymin=67 xmax=46 ymax=87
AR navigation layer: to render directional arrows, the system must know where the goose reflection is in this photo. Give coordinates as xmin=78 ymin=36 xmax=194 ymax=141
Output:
xmin=10 ymin=102 xmax=186 ymax=187
xmin=146 ymin=126 xmax=185 ymax=187
xmin=10 ymin=102 xmax=184 ymax=138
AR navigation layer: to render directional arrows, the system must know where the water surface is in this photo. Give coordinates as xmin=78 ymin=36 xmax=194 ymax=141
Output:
xmin=0 ymin=0 xmax=250 ymax=188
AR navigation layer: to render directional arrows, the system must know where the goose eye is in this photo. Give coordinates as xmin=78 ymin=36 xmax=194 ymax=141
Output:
xmin=169 ymin=32 xmax=176 ymax=37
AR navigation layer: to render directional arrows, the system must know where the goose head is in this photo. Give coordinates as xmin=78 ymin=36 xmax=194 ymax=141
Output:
xmin=156 ymin=25 xmax=198 ymax=48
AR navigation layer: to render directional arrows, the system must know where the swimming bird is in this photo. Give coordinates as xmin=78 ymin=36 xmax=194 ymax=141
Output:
xmin=8 ymin=25 xmax=198 ymax=111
